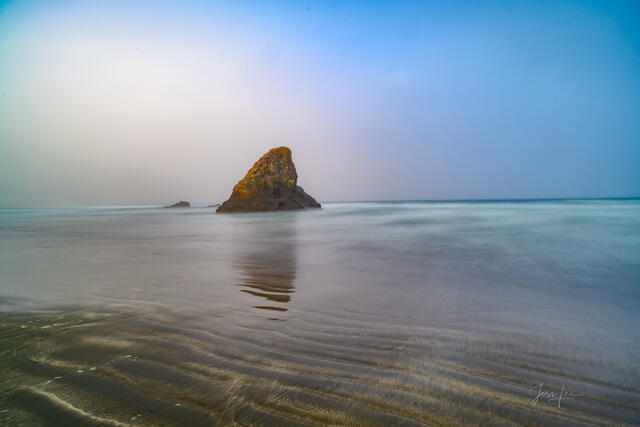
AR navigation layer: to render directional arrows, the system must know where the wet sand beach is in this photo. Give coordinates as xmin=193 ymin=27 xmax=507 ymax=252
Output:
xmin=1 ymin=200 xmax=639 ymax=425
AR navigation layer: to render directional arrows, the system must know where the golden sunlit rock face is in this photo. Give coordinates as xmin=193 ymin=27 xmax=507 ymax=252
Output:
xmin=217 ymin=147 xmax=320 ymax=213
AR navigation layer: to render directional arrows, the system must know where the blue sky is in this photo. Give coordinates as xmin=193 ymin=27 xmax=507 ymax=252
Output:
xmin=0 ymin=0 xmax=639 ymax=205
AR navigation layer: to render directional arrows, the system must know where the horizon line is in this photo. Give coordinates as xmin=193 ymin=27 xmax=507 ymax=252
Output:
xmin=1 ymin=196 xmax=639 ymax=209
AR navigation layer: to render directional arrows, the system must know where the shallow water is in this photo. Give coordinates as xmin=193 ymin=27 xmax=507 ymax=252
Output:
xmin=1 ymin=200 xmax=639 ymax=425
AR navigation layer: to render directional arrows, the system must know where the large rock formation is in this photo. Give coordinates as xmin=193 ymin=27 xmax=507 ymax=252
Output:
xmin=217 ymin=147 xmax=320 ymax=213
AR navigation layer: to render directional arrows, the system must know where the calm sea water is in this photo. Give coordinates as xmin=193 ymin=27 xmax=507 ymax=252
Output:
xmin=1 ymin=200 xmax=639 ymax=425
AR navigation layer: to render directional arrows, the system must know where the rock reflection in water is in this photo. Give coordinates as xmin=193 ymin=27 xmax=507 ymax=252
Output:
xmin=233 ymin=221 xmax=296 ymax=315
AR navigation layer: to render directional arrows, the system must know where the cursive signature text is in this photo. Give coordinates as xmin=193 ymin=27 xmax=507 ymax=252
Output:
xmin=530 ymin=383 xmax=583 ymax=408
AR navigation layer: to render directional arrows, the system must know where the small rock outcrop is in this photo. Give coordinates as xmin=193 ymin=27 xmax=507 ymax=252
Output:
xmin=166 ymin=201 xmax=190 ymax=208
xmin=217 ymin=147 xmax=320 ymax=213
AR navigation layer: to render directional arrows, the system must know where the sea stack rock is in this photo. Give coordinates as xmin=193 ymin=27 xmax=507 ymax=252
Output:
xmin=217 ymin=147 xmax=320 ymax=213
xmin=166 ymin=201 xmax=190 ymax=208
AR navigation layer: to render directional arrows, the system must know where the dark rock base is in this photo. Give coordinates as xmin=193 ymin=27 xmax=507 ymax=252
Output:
xmin=216 ymin=186 xmax=320 ymax=213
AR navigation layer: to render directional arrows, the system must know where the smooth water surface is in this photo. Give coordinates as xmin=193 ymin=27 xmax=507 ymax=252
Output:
xmin=1 ymin=200 xmax=639 ymax=425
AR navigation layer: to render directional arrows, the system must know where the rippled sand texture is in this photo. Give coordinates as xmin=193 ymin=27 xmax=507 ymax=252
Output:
xmin=1 ymin=304 xmax=638 ymax=426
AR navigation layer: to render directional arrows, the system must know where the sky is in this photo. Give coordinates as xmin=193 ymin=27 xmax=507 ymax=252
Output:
xmin=0 ymin=0 xmax=639 ymax=205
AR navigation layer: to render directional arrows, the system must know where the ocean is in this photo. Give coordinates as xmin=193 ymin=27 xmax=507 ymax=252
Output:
xmin=1 ymin=200 xmax=639 ymax=425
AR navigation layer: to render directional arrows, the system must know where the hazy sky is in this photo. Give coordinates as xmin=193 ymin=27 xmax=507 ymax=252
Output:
xmin=1 ymin=0 xmax=639 ymax=205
